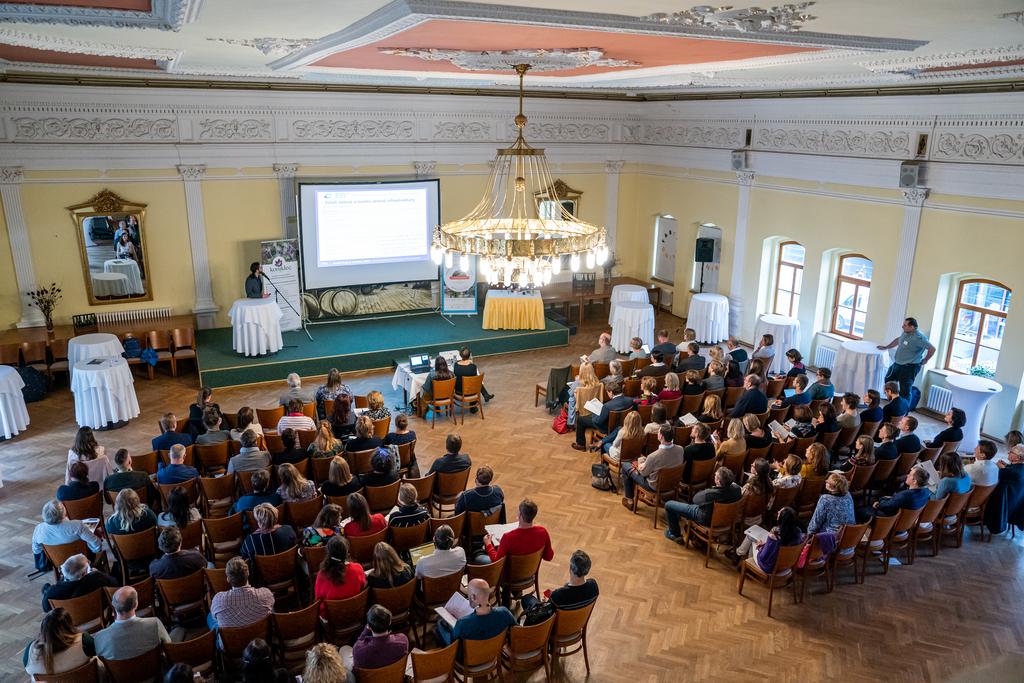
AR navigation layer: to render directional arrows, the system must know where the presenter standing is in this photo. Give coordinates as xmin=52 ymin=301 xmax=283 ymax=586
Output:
xmin=245 ymin=262 xmax=269 ymax=299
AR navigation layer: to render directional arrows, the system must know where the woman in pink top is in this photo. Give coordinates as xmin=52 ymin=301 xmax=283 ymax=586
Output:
xmin=65 ymin=427 xmax=112 ymax=485
xmin=342 ymin=492 xmax=386 ymax=537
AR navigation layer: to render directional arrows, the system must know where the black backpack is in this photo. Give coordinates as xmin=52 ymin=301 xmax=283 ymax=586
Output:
xmin=590 ymin=462 xmax=617 ymax=493
xmin=17 ymin=366 xmax=47 ymax=403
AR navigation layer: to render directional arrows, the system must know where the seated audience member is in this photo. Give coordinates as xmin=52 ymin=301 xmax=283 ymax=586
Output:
xmin=651 ymin=329 xmax=676 ymax=359
xmin=65 ymin=426 xmax=111 ymax=486
xmin=702 ymin=361 xmax=726 ymax=391
xmin=302 ymin=504 xmax=344 ymax=548
xmin=659 ymin=372 xmax=683 ymax=401
xmin=346 ymin=415 xmax=384 ymax=454
xmin=93 ymin=586 xmax=170 ymax=660
xmin=681 ymin=423 xmax=716 ymax=477
xmin=675 ymin=343 xmax=706 ymax=373
xmin=726 ymin=336 xmax=748 ymax=364
xmin=679 ymin=327 xmax=697 ymax=347
xmin=751 ymin=334 xmax=776 ymax=365
xmin=414 ymin=525 xmax=467 ymax=579
xmin=778 ymin=349 xmax=806 ymax=378
xmin=715 ymin=418 xmax=747 ymax=459
xmin=585 ymin=332 xmax=619 ymax=364
xmin=874 ymin=424 xmax=900 ymax=461
xmin=602 ymin=411 xmax=644 ymax=464
xmin=881 ymin=381 xmax=909 ymax=422
xmin=927 ymin=407 xmax=966 ymax=449
xmin=367 ymin=543 xmax=413 ymax=590
xmin=150 ymin=526 xmax=205 ymax=580
xmin=228 ymin=406 xmax=263 ymax=441
xmin=240 ymin=503 xmax=297 ymax=561
xmin=277 ymin=462 xmax=316 ymax=503
xmin=836 ymin=393 xmax=862 ymax=431
xmin=628 ymin=337 xmax=647 ymax=360
xmin=813 ymin=403 xmax=841 ymax=437
xmin=747 ymin=358 xmax=768 ymax=388
xmin=156 ymin=443 xmax=200 ymax=485
xmin=152 ymin=412 xmax=192 ymax=452
xmin=774 ymin=373 xmax=811 ymax=408
xmin=303 ymin=643 xmax=349 ymax=682
xmin=860 ymin=390 xmax=884 ymax=424
xmin=383 ymin=413 xmax=416 ymax=446
xmin=272 ymin=428 xmax=308 ymax=467
xmin=319 ymin=457 xmax=362 ymax=499
xmin=786 ymin=405 xmax=817 ymax=438
xmin=103 ymin=448 xmax=158 ymax=503
xmin=858 ymin=468 xmax=930 ymax=522
xmin=807 ymin=472 xmax=856 ymax=535
xmin=388 ymin=483 xmax=429 ymax=528
xmin=209 ymin=556 xmax=274 ymax=629
xmin=707 ymin=345 xmax=725 ymax=366
xmin=314 ymin=536 xmax=367 ymax=614
xmin=453 ymin=346 xmax=494 ymax=402
xmin=366 ymin=390 xmax=392 ymax=422
xmin=801 ymin=443 xmax=830 ymax=481
xmin=732 ymin=506 xmax=803 ymax=571
xmin=419 ymin=357 xmax=453 ymax=405
xmin=330 ymin=395 xmax=357 ymax=440
xmin=621 ymin=424 xmax=686 ymax=508
xmin=987 ymin=446 xmax=1024 ymax=535
xmin=696 ymin=394 xmax=724 ymax=424
xmin=724 ymin=360 xmax=744 ymax=388
xmin=41 ymin=553 xmax=117 ymax=612
xmin=105 ymin=488 xmax=157 ymax=536
xmin=773 ymin=455 xmax=803 ymax=489
xmin=664 ymin=467 xmax=742 ymax=542
xmin=227 ymin=429 xmax=271 ymax=474
xmin=569 ymin=362 xmax=602 ymax=429
xmin=241 ymin=640 xmax=292 ymax=683
xmin=157 ymin=486 xmax=202 ymax=529
xmin=842 ymin=435 xmax=876 ymax=471
xmin=56 ymin=461 xmax=99 ymax=503
xmin=521 ymin=549 xmax=599 ymax=614
xmin=230 ymin=469 xmax=281 ymax=516
xmin=636 ymin=351 xmax=670 ymax=378
xmin=965 ymin=440 xmax=999 ymax=487
xmin=635 ymin=376 xmax=660 ymax=406
xmin=436 ymin=578 xmax=515 ymax=647
xmin=681 ymin=371 xmax=704 ymax=397
xmin=644 ymin=404 xmax=671 ymax=434
xmin=31 ymin=501 xmax=102 ymax=569
xmin=278 ymin=372 xmax=309 ymax=408
xmin=429 ymin=434 xmax=472 ymax=474
xmin=343 ymin=492 xmax=387 ymax=538
xmin=342 ymin=604 xmax=409 ymax=673
xmin=307 ymin=420 xmax=344 ymax=459
xmin=729 ymin=375 xmax=768 ymax=418
xmin=806 ymin=367 xmax=835 ymax=402
xmin=603 ymin=359 xmax=625 ymax=388
xmin=741 ymin=459 xmax=773 ymax=527
xmin=188 ymin=387 xmax=220 ymax=437
xmin=23 ymin=608 xmax=96 ymax=680
xmin=573 ymin=380 xmax=633 ymax=452
xmin=195 ymin=408 xmax=231 ymax=445
xmin=484 ymin=498 xmax=554 ymax=563
xmin=455 ymin=466 xmax=505 ymax=520
xmin=935 ymin=451 xmax=972 ymax=500
xmin=742 ymin=414 xmax=772 ymax=449
xmin=361 ymin=449 xmax=400 ymax=488
xmin=315 ymin=368 xmax=352 ymax=421
xmin=1006 ymin=431 xmax=1024 ymax=451
xmin=895 ymin=415 xmax=923 ymax=454
xmin=277 ymin=399 xmax=316 ymax=435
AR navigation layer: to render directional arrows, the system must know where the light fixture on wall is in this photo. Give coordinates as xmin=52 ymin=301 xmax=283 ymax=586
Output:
xmin=430 ymin=64 xmax=607 ymax=288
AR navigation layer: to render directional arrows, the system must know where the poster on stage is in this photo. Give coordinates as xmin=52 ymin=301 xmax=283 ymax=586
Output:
xmin=301 ymin=281 xmax=437 ymax=320
xmin=260 ymin=239 xmax=302 ymax=331
xmin=442 ymin=258 xmax=478 ymax=315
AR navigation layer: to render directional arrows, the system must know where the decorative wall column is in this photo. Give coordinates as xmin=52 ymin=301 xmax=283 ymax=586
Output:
xmin=273 ymin=163 xmax=299 ymax=240
xmin=413 ymin=161 xmax=437 ymax=179
xmin=177 ymin=164 xmax=219 ymax=329
xmin=885 ymin=187 xmax=930 ymax=337
xmin=728 ymin=170 xmax=755 ymax=337
xmin=604 ymin=160 xmax=625 ymax=263
xmin=0 ymin=167 xmax=45 ymax=327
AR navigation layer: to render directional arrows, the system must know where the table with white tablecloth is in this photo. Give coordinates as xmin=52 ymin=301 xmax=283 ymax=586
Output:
xmin=753 ymin=314 xmax=801 ymax=375
xmin=91 ymin=272 xmax=130 ymax=298
xmin=610 ymin=301 xmax=655 ymax=353
xmin=832 ymin=339 xmax=892 ymax=395
xmin=71 ymin=356 xmax=140 ymax=429
xmin=68 ymin=333 xmax=124 ymax=380
xmin=229 ymin=298 xmax=283 ymax=356
xmin=0 ymin=365 xmax=29 ymax=439
xmin=686 ymin=293 xmax=730 ymax=344
xmin=392 ymin=363 xmax=429 ymax=409
xmin=482 ymin=290 xmax=544 ymax=330
xmin=608 ymin=284 xmax=650 ymax=324
xmin=103 ymin=258 xmax=144 ymax=295
xmin=945 ymin=374 xmax=1002 ymax=452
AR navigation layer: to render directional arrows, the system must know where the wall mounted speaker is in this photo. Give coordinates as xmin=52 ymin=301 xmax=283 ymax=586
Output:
xmin=899 ymin=161 xmax=921 ymax=188
xmin=731 ymin=150 xmax=747 ymax=171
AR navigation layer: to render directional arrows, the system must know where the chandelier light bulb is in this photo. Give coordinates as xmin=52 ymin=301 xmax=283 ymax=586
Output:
xmin=480 ymin=259 xmax=491 ymax=277
xmin=460 ymin=253 xmax=470 ymax=272
xmin=517 ymin=271 xmax=528 ymax=288
xmin=503 ymin=269 xmax=513 ymax=287
xmin=431 ymin=247 xmax=444 ymax=266
xmin=596 ymin=247 xmax=608 ymax=266
xmin=444 ymin=251 xmax=454 ymax=269
xmin=570 ymin=254 xmax=581 ymax=272
xmin=551 ymin=257 xmax=562 ymax=275
xmin=586 ymin=250 xmax=596 ymax=269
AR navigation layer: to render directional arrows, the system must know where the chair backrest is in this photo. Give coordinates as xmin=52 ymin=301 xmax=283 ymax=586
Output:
xmin=436 ymin=468 xmax=471 ymax=498
xmin=636 ymin=403 xmax=653 ymax=425
xmin=835 ymin=425 xmax=860 ymax=450
xmin=623 ymin=379 xmax=641 ymax=398
xmin=297 ymin=429 xmax=317 ymax=448
xmin=685 ymin=457 xmax=716 ymax=487
xmin=264 ymin=433 xmax=285 ymax=455
xmin=348 ymin=448 xmax=376 ymax=475
xmin=411 ymin=642 xmax=459 ymax=682
xmin=795 ymin=477 xmax=825 ymax=511
xmin=156 ymin=570 xmax=205 ymax=622
xmin=102 ymin=577 xmax=155 ymax=619
xmin=724 ymin=386 xmax=744 ymax=409
xmin=893 ymin=450 xmax=921 ymax=479
xmin=966 ymin=483 xmax=996 ymax=513
xmin=606 ymin=408 xmax=631 ymax=433
xmin=660 ymin=396 xmax=682 ymax=419
xmin=420 ymin=569 xmax=464 ymax=605
xmin=892 ymin=506 xmax=923 ymax=537
xmin=0 ymin=342 xmax=20 ymax=366
xmin=680 ymin=392 xmax=704 ymax=416
xmin=459 ymin=374 xmax=484 ymax=397
xmin=163 ymin=628 xmax=216 ymax=675
xmin=256 ymin=406 xmax=285 ymax=429
xmin=466 ymin=556 xmax=506 ymax=592
xmin=708 ymin=498 xmax=744 ymax=528
xmin=792 ymin=436 xmax=816 ymax=458
xmin=34 ymin=657 xmax=101 ymax=682
xmin=389 ymin=519 xmax=430 ymax=554
xmin=219 ymin=615 xmax=271 ymax=661
xmin=62 ymin=491 xmax=104 ymax=520
xmin=324 ymin=588 xmax=370 ymax=640
xmin=254 ymin=545 xmax=299 ymax=587
xmin=131 ymin=451 xmax=158 ymax=476
xmin=918 ymin=496 xmax=948 ymax=527
xmin=505 ymin=547 xmax=544 ymax=587
xmin=204 ymin=567 xmax=230 ymax=596
xmin=767 ymin=439 xmax=793 ymax=463
xmin=833 ymin=522 xmax=870 ymax=559
xmin=468 ymin=508 xmax=504 ymax=538
xmin=745 ymin=445 xmax=771 ymax=466
xmin=940 ymin=440 xmax=961 ymax=455
xmin=49 ymin=588 xmax=106 ymax=633
xmin=365 ymin=481 xmax=401 ymax=513
xmin=159 ymin=445 xmax=195 ymax=467
xmin=654 ymin=462 xmax=685 ymax=496
xmin=111 ymin=527 xmax=158 ymax=564
xmin=371 ymin=417 xmax=391 ymax=440
xmin=919 ymin=446 xmax=942 ymax=463
xmin=195 ymin=442 xmax=230 ymax=474
xmin=769 ymin=405 xmax=791 ymax=425
xmin=869 ymin=458 xmax=898 ymax=484
xmin=272 ymin=602 xmax=321 ymax=674
xmin=858 ymin=420 xmax=881 ymax=439
xmin=430 ymin=378 xmax=456 ymax=402
xmin=302 ymin=544 xmax=328 ymax=579
xmin=508 ymin=613 xmax=556 ymax=665
xmin=765 ymin=378 xmax=786 ymax=399
xmin=553 ymin=601 xmax=597 ymax=642
xmin=866 ymin=513 xmax=899 ymax=543
xmin=355 ymin=656 xmax=409 ymax=683
xmin=430 ymin=512 xmax=465 ymax=540
xmin=742 ymin=492 xmax=768 ymax=521
xmin=171 ymin=327 xmax=194 ymax=350
xmin=285 ymin=496 xmax=325 ymax=528
xmin=404 ymin=473 xmax=436 ymax=504
xmin=769 ymin=484 xmax=799 ymax=514
xmin=369 ymin=577 xmax=417 ymax=624
xmin=769 ymin=542 xmax=804 ymax=577
xmin=848 ymin=463 xmax=877 ymax=492
xmin=348 ymin=527 xmax=388 ymax=565
xmin=199 ymin=474 xmax=237 ymax=511
xmin=461 ymin=629 xmax=507 ymax=671
xmin=203 ymin=513 xmax=243 ymax=563
xmin=943 ymin=488 xmax=973 ymax=520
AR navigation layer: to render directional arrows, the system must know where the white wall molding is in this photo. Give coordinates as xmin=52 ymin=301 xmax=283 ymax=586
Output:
xmin=0 ymin=0 xmax=205 ymax=31
xmin=604 ymin=160 xmax=625 ymax=256
xmin=728 ymin=170 xmax=755 ymax=336
xmin=272 ymin=163 xmax=300 ymax=240
xmin=0 ymin=166 xmax=44 ymax=327
xmin=885 ymin=187 xmax=930 ymax=339
xmin=176 ymin=164 xmax=218 ymax=328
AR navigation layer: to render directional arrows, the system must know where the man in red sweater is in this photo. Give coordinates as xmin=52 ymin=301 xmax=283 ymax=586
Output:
xmin=483 ymin=498 xmax=554 ymax=563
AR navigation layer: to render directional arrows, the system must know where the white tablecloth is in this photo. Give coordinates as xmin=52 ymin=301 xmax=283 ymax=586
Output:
xmin=945 ymin=374 xmax=1002 ymax=452
xmin=608 ymin=284 xmax=650 ymax=324
xmin=103 ymin=258 xmax=144 ymax=295
xmin=686 ymin=293 xmax=730 ymax=344
xmin=70 ymin=356 xmax=140 ymax=429
xmin=753 ymin=314 xmax=801 ymax=374
xmin=392 ymin=363 xmax=429 ymax=401
xmin=68 ymin=333 xmax=124 ymax=381
xmin=832 ymin=340 xmax=892 ymax=395
xmin=229 ymin=298 xmax=284 ymax=356
xmin=610 ymin=301 xmax=655 ymax=354
xmin=91 ymin=272 xmax=130 ymax=298
xmin=0 ymin=365 xmax=29 ymax=439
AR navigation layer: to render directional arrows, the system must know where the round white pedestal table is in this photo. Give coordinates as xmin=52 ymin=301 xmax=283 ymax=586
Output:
xmin=71 ymin=356 xmax=140 ymax=429
xmin=67 ymin=333 xmax=124 ymax=381
xmin=229 ymin=298 xmax=284 ymax=356
xmin=608 ymin=284 xmax=650 ymax=324
xmin=0 ymin=365 xmax=29 ymax=439
xmin=753 ymin=314 xmax=801 ymax=374
xmin=610 ymin=301 xmax=656 ymax=353
xmin=686 ymin=293 xmax=730 ymax=344
xmin=944 ymin=374 xmax=1002 ymax=453
xmin=103 ymin=258 xmax=144 ymax=295
xmin=832 ymin=340 xmax=892 ymax=395
xmin=91 ymin=272 xmax=130 ymax=298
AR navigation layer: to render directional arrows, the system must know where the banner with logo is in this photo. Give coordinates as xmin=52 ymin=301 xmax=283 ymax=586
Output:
xmin=442 ymin=257 xmax=478 ymax=315
xmin=260 ymin=239 xmax=302 ymax=331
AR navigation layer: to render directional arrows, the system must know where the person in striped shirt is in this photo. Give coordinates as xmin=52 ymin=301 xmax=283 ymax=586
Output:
xmin=276 ymin=398 xmax=315 ymax=433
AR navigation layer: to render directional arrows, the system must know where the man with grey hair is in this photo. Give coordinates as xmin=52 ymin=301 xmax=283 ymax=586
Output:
xmin=156 ymin=442 xmax=200 ymax=485
xmin=602 ymin=359 xmax=624 ymax=386
xmin=521 ymin=549 xmax=599 ymax=615
xmin=93 ymin=586 xmax=171 ymax=660
xmin=226 ymin=429 xmax=271 ymax=474
xmin=31 ymin=500 xmax=102 ymax=570
xmin=278 ymin=372 xmax=309 ymax=407
xmin=436 ymin=578 xmax=515 ymax=646
xmin=41 ymin=553 xmax=117 ymax=612
xmin=585 ymin=332 xmax=619 ymax=364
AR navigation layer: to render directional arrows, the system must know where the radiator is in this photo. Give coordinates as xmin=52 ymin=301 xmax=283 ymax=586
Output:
xmin=95 ymin=307 xmax=171 ymax=325
xmin=927 ymin=385 xmax=954 ymax=414
xmin=813 ymin=346 xmax=837 ymax=370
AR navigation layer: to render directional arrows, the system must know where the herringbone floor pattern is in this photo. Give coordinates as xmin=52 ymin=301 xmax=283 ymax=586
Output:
xmin=2 ymin=310 xmax=1023 ymax=681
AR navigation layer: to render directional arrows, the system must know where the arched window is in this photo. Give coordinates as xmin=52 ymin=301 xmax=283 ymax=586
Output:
xmin=946 ymin=279 xmax=1012 ymax=373
xmin=831 ymin=254 xmax=872 ymax=339
xmin=773 ymin=241 xmax=804 ymax=317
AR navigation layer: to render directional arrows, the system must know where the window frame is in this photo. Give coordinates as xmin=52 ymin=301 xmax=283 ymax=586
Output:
xmin=944 ymin=277 xmax=1012 ymax=374
xmin=772 ymin=240 xmax=804 ymax=318
xmin=830 ymin=253 xmax=872 ymax=339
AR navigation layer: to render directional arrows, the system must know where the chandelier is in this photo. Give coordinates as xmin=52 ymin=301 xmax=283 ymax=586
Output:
xmin=430 ymin=64 xmax=607 ymax=288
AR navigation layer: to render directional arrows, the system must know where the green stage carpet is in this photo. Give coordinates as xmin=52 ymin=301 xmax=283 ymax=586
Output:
xmin=196 ymin=313 xmax=568 ymax=388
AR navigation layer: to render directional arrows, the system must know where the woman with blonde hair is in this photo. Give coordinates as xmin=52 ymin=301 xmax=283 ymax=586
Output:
xmin=368 ymin=541 xmax=414 ymax=589
xmin=570 ymin=362 xmax=603 ymax=428
xmin=241 ymin=502 xmax=297 ymax=561
xmin=105 ymin=488 xmax=156 ymax=535
xmin=319 ymin=456 xmax=362 ymax=498
xmin=365 ymin=389 xmax=390 ymax=421
xmin=801 ymin=443 xmax=830 ymax=480
xmin=307 ymin=420 xmax=343 ymax=459
xmin=742 ymin=413 xmax=772 ymax=449
xmin=302 ymin=643 xmax=349 ymax=683
xmin=708 ymin=345 xmax=725 ymax=365
xmin=773 ymin=454 xmax=803 ymax=488
xmin=345 ymin=415 xmax=383 ymax=453
xmin=659 ymin=372 xmax=682 ymax=401
xmin=315 ymin=367 xmax=352 ymax=420
xmin=603 ymin=411 xmax=644 ymax=464
xmin=635 ymin=376 xmax=659 ymax=406
xmin=277 ymin=462 xmax=316 ymax=502
xmin=715 ymin=418 xmax=747 ymax=457
xmin=697 ymin=394 xmax=723 ymax=423
xmin=807 ymin=472 xmax=855 ymax=534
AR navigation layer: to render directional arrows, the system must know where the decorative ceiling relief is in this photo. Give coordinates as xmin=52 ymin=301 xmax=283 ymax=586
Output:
xmin=753 ymin=126 xmax=916 ymax=158
xmin=858 ymin=45 xmax=1024 ymax=75
xmin=377 ymin=47 xmax=640 ymax=71
xmin=0 ymin=0 xmax=205 ymax=31
xmin=641 ymin=122 xmax=745 ymax=148
xmin=0 ymin=27 xmax=180 ymax=67
xmin=198 ymin=118 xmax=272 ymax=140
xmin=11 ymin=116 xmax=178 ymax=141
xmin=642 ymin=3 xmax=816 ymax=33
xmin=211 ymin=37 xmax=318 ymax=58
xmin=434 ymin=121 xmax=492 ymax=140
xmin=1000 ymin=11 xmax=1024 ymax=25
xmin=291 ymin=118 xmax=415 ymax=140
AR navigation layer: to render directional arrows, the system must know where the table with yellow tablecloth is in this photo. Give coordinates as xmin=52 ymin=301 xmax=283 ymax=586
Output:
xmin=482 ymin=289 xmax=545 ymax=330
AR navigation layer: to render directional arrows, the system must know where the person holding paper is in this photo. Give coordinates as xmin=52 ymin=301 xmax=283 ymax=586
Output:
xmin=807 ymin=473 xmax=856 ymax=535
xmin=696 ymin=395 xmax=724 ymax=424
xmin=774 ymin=373 xmax=811 ymax=409
xmin=436 ymin=579 xmax=515 ymax=647
xmin=483 ymin=499 xmax=554 ymax=564
xmin=730 ymin=507 xmax=803 ymax=572
xmin=933 ymin=452 xmax=972 ymax=500
xmin=715 ymin=419 xmax=747 ymax=459
xmin=857 ymin=467 xmax=930 ymax=522
xmin=729 ymin=375 xmax=768 ymax=419
xmin=572 ymin=380 xmax=633 ymax=451
xmin=785 ymin=405 xmax=817 ymax=439
xmin=620 ymin=424 xmax=686 ymax=509
xmin=663 ymin=467 xmax=742 ymax=542
xmin=568 ymin=363 xmax=602 ymax=429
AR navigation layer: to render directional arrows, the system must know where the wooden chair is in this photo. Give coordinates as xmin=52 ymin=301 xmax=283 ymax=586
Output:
xmin=832 ymin=425 xmax=860 ymax=456
xmin=285 ymin=496 xmax=325 ymax=529
xmin=453 ymin=374 xmax=485 ymax=424
xmin=455 ymin=630 xmax=506 ymax=682
xmin=131 ymin=450 xmax=159 ymax=477
xmin=858 ymin=420 xmax=882 ymax=440
xmin=891 ymin=450 xmax=922 ymax=489
xmin=155 ymin=569 xmax=206 ymax=625
xmin=47 ymin=337 xmax=71 ymax=384
xmin=273 ymin=602 xmax=321 ymax=674
xmin=100 ymin=646 xmax=161 ymax=683
xmin=791 ymin=435 xmax=816 ymax=458
xmin=503 ymin=613 xmax=554 ymax=680
xmin=911 ymin=496 xmax=948 ymax=563
xmin=919 ymin=445 xmax=942 ymax=463
xmin=347 ymin=448 xmax=376 ymax=476
xmin=220 ymin=615 xmax=271 ymax=672
xmin=425 ymin=377 xmax=457 ymax=427
xmin=310 ymin=456 xmax=334 ymax=484
xmin=632 ymin=462 xmax=684 ymax=529
xmin=502 ymin=547 xmax=544 ymax=606
xmin=159 ymin=445 xmax=195 ymax=468
xmin=21 ymin=340 xmax=48 ymax=375
xmin=769 ymin=405 xmax=791 ymax=426
xmin=147 ymin=330 xmax=175 ymax=376
xmin=365 ymin=481 xmax=401 ymax=514
xmin=767 ymin=485 xmax=800 ymax=525
xmin=937 ymin=488 xmax=973 ymax=551
xmin=354 ymin=395 xmax=369 ymax=409
xmin=179 ymin=518 xmax=204 ymax=553
xmin=431 ymin=468 xmax=471 ymax=517
xmin=855 ymin=513 xmax=899 ymax=582
xmin=941 ymin=440 xmax=962 ymax=455
xmin=204 ymin=567 xmax=230 ymax=600
xmin=170 ymin=327 xmax=197 ymax=374
xmin=405 ymin=473 xmax=436 ymax=506
xmin=296 ymin=429 xmax=317 ymax=449
xmin=264 ymin=433 xmax=285 ymax=455
xmin=254 ymin=546 xmax=300 ymax=606
xmin=676 ymin=458 xmax=716 ymax=504
xmin=103 ymin=577 xmax=155 ymax=619
xmin=464 ymin=557 xmax=506 ymax=607
xmin=390 ymin=520 xmax=430 ymax=557
xmin=157 ymin=477 xmax=199 ymax=510
xmin=203 ymin=512 xmax=244 ymax=567
xmin=796 ymin=535 xmax=829 ymax=602
xmin=737 ymin=542 xmax=802 ymax=617
xmin=679 ymin=392 xmax=704 ymax=418
xmin=49 ymin=588 xmax=106 ymax=633
xmin=34 ymin=657 xmax=101 ymax=682
xmin=636 ymin=403 xmax=653 ymax=425
xmin=767 ymin=439 xmax=793 ymax=464
xmin=623 ymin=378 xmax=641 ymax=398
xmin=883 ymin=507 xmax=924 ymax=571
xmin=163 ymin=629 xmax=216 ymax=679
xmin=467 ymin=508 xmax=504 ymax=547
xmin=660 ymin=396 xmax=682 ymax=420
xmin=795 ymin=478 xmax=825 ymax=522
xmin=110 ymin=527 xmax=158 ymax=584
xmin=300 ymin=401 xmax=316 ymax=420
xmin=62 ymin=491 xmax=103 ymax=520
xmin=416 ymin=570 xmax=464 ymax=643
xmin=685 ymin=498 xmax=743 ymax=567
xmin=355 ymin=657 xmax=408 ymax=683
xmin=962 ymin=484 xmax=997 ymax=542
xmin=0 ymin=342 xmax=19 ymax=367
xmin=302 ymin=544 xmax=328 ymax=583
xmin=864 ymin=458 xmax=899 ymax=501
xmin=348 ymin=528 xmax=388 ymax=566
xmin=828 ymin=522 xmax=870 ymax=588
xmin=550 ymin=601 xmax=597 ymax=676
xmin=410 ymin=642 xmax=459 ymax=683
xmin=42 ymin=540 xmax=90 ymax=582
xmin=847 ymin=463 xmax=877 ymax=505
xmin=724 ymin=386 xmax=744 ymax=410
xmin=195 ymin=442 xmax=230 ymax=476
xmin=430 ymin=512 xmax=465 ymax=541
xmin=199 ymin=474 xmax=236 ymax=517
xmin=744 ymin=445 xmax=771 ymax=471
xmin=370 ymin=578 xmax=417 ymax=641
xmin=324 ymin=588 xmax=370 ymax=645
xmin=256 ymin=406 xmax=285 ymax=431
xmin=397 ymin=440 xmax=418 ymax=477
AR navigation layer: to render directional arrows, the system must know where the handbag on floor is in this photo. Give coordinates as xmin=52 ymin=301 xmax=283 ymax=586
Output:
xmin=551 ymin=405 xmax=570 ymax=434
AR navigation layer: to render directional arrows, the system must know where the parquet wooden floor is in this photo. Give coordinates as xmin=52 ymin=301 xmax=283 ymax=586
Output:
xmin=2 ymin=310 xmax=1023 ymax=682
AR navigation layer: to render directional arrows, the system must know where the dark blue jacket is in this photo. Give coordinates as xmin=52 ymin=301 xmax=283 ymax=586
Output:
xmin=730 ymin=389 xmax=768 ymax=418
xmin=595 ymin=394 xmax=635 ymax=433
xmin=895 ymin=434 xmax=922 ymax=454
xmin=875 ymin=442 xmax=899 ymax=461
xmin=152 ymin=431 xmax=192 ymax=452
xmin=882 ymin=397 xmax=909 ymax=421
xmin=877 ymin=487 xmax=929 ymax=516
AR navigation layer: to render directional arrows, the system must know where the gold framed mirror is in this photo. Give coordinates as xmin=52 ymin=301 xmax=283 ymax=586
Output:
xmin=68 ymin=190 xmax=152 ymax=305
xmin=535 ymin=179 xmax=582 ymax=219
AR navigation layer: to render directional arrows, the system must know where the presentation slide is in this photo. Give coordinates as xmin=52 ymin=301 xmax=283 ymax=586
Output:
xmin=298 ymin=180 xmax=440 ymax=289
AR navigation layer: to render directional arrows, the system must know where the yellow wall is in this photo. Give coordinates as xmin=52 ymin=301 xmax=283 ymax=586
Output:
xmin=0 ymin=204 xmax=16 ymax=325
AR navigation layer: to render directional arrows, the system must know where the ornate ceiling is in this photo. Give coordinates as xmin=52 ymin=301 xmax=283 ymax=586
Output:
xmin=0 ymin=0 xmax=1021 ymax=95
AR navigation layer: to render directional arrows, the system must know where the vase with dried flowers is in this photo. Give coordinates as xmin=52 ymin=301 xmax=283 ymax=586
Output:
xmin=27 ymin=283 xmax=62 ymax=332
